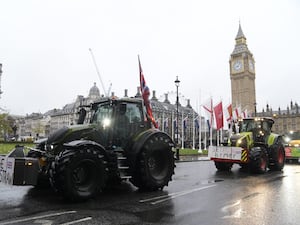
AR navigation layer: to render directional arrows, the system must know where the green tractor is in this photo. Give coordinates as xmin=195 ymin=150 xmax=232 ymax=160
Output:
xmin=0 ymin=98 xmax=175 ymax=201
xmin=209 ymin=117 xmax=285 ymax=173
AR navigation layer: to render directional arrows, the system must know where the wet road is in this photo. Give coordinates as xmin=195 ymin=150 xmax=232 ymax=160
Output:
xmin=0 ymin=160 xmax=300 ymax=225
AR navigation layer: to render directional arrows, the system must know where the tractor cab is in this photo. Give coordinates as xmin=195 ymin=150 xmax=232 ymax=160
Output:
xmin=90 ymin=98 xmax=150 ymax=148
xmin=238 ymin=117 xmax=274 ymax=143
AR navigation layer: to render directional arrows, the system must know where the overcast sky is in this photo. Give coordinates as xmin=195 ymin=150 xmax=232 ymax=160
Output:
xmin=0 ymin=0 xmax=299 ymax=116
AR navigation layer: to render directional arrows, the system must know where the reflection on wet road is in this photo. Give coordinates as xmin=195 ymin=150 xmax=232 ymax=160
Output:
xmin=0 ymin=161 xmax=300 ymax=225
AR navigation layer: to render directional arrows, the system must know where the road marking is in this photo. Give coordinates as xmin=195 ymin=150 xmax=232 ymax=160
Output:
xmin=34 ymin=220 xmax=52 ymax=225
xmin=0 ymin=210 xmax=77 ymax=225
xmin=60 ymin=217 xmax=92 ymax=225
xmin=140 ymin=185 xmax=217 ymax=205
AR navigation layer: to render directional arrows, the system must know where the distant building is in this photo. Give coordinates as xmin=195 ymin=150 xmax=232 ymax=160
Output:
xmin=257 ymin=101 xmax=300 ymax=134
xmin=15 ymin=113 xmax=50 ymax=141
xmin=0 ymin=63 xmax=3 ymax=98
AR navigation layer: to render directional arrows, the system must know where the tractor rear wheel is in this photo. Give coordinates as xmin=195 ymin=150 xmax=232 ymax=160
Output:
xmin=49 ymin=147 xmax=106 ymax=202
xmin=132 ymin=134 xmax=175 ymax=191
xmin=269 ymin=143 xmax=285 ymax=171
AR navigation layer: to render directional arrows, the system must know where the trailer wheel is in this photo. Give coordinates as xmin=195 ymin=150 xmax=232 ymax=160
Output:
xmin=50 ymin=147 xmax=106 ymax=202
xmin=214 ymin=162 xmax=233 ymax=171
xmin=269 ymin=143 xmax=285 ymax=171
xmin=132 ymin=134 xmax=175 ymax=191
xmin=250 ymin=147 xmax=268 ymax=174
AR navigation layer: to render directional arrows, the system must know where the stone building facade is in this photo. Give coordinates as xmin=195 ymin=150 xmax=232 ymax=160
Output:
xmin=15 ymin=83 xmax=206 ymax=148
xmin=257 ymin=101 xmax=300 ymax=134
xmin=230 ymin=23 xmax=256 ymax=115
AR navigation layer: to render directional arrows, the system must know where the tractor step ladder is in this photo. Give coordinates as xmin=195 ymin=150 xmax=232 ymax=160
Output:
xmin=114 ymin=148 xmax=132 ymax=180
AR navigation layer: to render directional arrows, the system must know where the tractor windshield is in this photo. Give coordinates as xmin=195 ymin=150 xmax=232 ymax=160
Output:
xmin=91 ymin=104 xmax=113 ymax=129
xmin=240 ymin=120 xmax=258 ymax=132
xmin=240 ymin=119 xmax=271 ymax=135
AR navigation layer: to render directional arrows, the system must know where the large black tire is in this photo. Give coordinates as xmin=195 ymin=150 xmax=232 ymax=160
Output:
xmin=131 ymin=134 xmax=175 ymax=191
xmin=269 ymin=143 xmax=285 ymax=171
xmin=214 ymin=162 xmax=233 ymax=171
xmin=49 ymin=147 xmax=107 ymax=202
xmin=250 ymin=147 xmax=268 ymax=174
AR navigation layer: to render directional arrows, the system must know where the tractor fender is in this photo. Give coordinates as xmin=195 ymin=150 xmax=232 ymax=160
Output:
xmin=267 ymin=133 xmax=282 ymax=146
xmin=63 ymin=140 xmax=108 ymax=158
xmin=128 ymin=129 xmax=174 ymax=167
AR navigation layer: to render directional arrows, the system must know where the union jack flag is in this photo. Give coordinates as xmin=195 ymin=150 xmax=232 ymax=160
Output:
xmin=138 ymin=56 xmax=158 ymax=128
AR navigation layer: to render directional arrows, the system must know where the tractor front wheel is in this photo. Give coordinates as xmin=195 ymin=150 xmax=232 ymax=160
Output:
xmin=269 ymin=144 xmax=285 ymax=171
xmin=250 ymin=148 xmax=268 ymax=174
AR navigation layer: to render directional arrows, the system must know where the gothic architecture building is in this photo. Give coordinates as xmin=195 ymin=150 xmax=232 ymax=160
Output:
xmin=230 ymin=23 xmax=256 ymax=115
xmin=230 ymin=24 xmax=299 ymax=134
xmin=257 ymin=102 xmax=300 ymax=134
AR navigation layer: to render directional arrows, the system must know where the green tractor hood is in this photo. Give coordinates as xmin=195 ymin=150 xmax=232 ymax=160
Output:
xmin=229 ymin=132 xmax=253 ymax=149
xmin=43 ymin=124 xmax=103 ymax=155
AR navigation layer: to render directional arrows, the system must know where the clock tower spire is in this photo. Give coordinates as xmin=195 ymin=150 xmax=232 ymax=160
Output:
xmin=230 ymin=23 xmax=256 ymax=116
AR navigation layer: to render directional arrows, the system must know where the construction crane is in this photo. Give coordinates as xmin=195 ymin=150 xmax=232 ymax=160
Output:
xmin=89 ymin=48 xmax=112 ymax=97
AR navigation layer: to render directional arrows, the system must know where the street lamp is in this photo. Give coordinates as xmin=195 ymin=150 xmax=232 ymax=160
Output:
xmin=175 ymin=76 xmax=180 ymax=160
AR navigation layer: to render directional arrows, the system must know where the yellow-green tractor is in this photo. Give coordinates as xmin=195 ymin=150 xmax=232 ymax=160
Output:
xmin=209 ymin=117 xmax=285 ymax=173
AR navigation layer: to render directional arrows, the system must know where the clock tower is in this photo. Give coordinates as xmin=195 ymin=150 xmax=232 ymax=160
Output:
xmin=230 ymin=23 xmax=256 ymax=115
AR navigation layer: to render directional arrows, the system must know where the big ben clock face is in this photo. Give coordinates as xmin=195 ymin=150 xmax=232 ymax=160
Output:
xmin=233 ymin=60 xmax=242 ymax=72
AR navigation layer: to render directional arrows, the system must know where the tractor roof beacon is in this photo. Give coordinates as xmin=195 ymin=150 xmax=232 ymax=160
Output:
xmin=0 ymin=98 xmax=175 ymax=202
xmin=208 ymin=117 xmax=285 ymax=173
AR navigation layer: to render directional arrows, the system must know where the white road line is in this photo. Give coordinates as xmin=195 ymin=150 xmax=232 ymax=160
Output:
xmin=0 ymin=211 xmax=77 ymax=225
xmin=140 ymin=185 xmax=217 ymax=205
xmin=60 ymin=217 xmax=92 ymax=225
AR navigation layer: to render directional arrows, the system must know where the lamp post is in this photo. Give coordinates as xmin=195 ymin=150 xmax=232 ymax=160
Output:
xmin=175 ymin=76 xmax=180 ymax=160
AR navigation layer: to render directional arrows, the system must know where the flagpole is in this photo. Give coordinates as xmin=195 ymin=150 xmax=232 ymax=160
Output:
xmin=192 ymin=110 xmax=195 ymax=149
xmin=172 ymin=111 xmax=174 ymax=141
xmin=204 ymin=119 xmax=207 ymax=150
xmin=198 ymin=90 xmax=202 ymax=153
xmin=181 ymin=111 xmax=184 ymax=149
xmin=162 ymin=111 xmax=165 ymax=132
xmin=210 ymin=98 xmax=213 ymax=146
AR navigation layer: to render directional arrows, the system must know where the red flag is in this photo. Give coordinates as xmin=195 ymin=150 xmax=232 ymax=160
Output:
xmin=226 ymin=104 xmax=233 ymax=122
xmin=214 ymin=101 xmax=224 ymax=130
xmin=138 ymin=56 xmax=158 ymax=128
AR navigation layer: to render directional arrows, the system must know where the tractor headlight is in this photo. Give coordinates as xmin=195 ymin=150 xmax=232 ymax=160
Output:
xmin=237 ymin=137 xmax=247 ymax=148
xmin=102 ymin=118 xmax=111 ymax=128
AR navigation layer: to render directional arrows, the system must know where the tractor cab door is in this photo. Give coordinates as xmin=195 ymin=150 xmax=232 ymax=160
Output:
xmin=114 ymin=102 xmax=146 ymax=148
xmin=91 ymin=103 xmax=114 ymax=147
